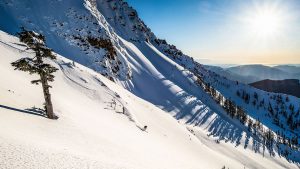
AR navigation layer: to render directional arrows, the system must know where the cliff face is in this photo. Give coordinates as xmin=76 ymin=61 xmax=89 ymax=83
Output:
xmin=0 ymin=0 xmax=133 ymax=81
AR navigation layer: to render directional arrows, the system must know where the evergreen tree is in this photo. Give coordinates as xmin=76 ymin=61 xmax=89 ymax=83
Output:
xmin=248 ymin=118 xmax=253 ymax=132
xmin=265 ymin=129 xmax=274 ymax=148
xmin=11 ymin=28 xmax=58 ymax=119
xmin=273 ymin=113 xmax=279 ymax=126
xmin=216 ymin=94 xmax=222 ymax=104
xmin=244 ymin=93 xmax=250 ymax=104
xmin=289 ymin=104 xmax=294 ymax=112
xmin=237 ymin=106 xmax=247 ymax=124
xmin=210 ymin=87 xmax=217 ymax=99
xmin=228 ymin=100 xmax=236 ymax=118
xmin=253 ymin=92 xmax=258 ymax=100
xmin=268 ymin=102 xmax=274 ymax=115
xmin=287 ymin=114 xmax=293 ymax=129
xmin=236 ymin=90 xmax=240 ymax=97
xmin=224 ymin=99 xmax=230 ymax=114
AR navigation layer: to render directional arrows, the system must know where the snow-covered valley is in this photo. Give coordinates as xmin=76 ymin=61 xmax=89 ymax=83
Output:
xmin=0 ymin=0 xmax=299 ymax=168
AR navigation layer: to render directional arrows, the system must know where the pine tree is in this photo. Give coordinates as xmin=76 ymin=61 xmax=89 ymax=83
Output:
xmin=224 ymin=99 xmax=230 ymax=114
xmin=268 ymin=102 xmax=274 ymax=115
xmin=253 ymin=92 xmax=258 ymax=100
xmin=216 ymin=94 xmax=222 ymax=104
xmin=289 ymin=104 xmax=294 ymax=112
xmin=237 ymin=106 xmax=247 ymax=124
xmin=11 ymin=28 xmax=58 ymax=119
xmin=265 ymin=129 xmax=274 ymax=149
xmin=228 ymin=100 xmax=236 ymax=118
xmin=210 ymin=87 xmax=217 ymax=99
xmin=248 ymin=118 xmax=253 ymax=132
xmin=236 ymin=90 xmax=240 ymax=97
xmin=244 ymin=93 xmax=250 ymax=104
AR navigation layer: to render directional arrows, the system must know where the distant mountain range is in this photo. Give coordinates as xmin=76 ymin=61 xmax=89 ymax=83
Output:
xmin=204 ymin=64 xmax=300 ymax=84
xmin=250 ymin=79 xmax=300 ymax=98
xmin=274 ymin=65 xmax=300 ymax=74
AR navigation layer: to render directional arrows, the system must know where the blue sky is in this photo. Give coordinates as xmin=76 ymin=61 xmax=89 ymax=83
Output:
xmin=126 ymin=0 xmax=300 ymax=64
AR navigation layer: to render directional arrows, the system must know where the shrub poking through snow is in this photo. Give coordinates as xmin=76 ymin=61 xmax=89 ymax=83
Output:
xmin=87 ymin=36 xmax=116 ymax=60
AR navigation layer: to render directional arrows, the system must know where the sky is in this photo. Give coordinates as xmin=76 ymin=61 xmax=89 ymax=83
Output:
xmin=126 ymin=0 xmax=300 ymax=65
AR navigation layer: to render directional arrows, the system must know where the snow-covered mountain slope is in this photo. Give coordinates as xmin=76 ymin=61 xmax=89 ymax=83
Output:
xmin=0 ymin=0 xmax=133 ymax=81
xmin=2 ymin=30 xmax=298 ymax=169
xmin=0 ymin=0 xmax=229 ymax=138
xmin=0 ymin=0 xmax=300 ymax=168
xmin=0 ymin=30 xmax=223 ymax=169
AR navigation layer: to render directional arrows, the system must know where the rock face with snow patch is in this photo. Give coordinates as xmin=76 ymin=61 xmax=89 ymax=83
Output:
xmin=0 ymin=0 xmax=133 ymax=81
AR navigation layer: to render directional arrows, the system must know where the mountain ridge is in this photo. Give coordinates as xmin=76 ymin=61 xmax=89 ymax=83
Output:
xmin=250 ymin=79 xmax=300 ymax=98
xmin=205 ymin=64 xmax=300 ymax=84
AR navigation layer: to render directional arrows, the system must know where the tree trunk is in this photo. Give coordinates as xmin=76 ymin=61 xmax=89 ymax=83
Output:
xmin=41 ymin=74 xmax=55 ymax=119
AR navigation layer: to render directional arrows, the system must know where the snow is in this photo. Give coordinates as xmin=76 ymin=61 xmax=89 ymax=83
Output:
xmin=0 ymin=30 xmax=298 ymax=169
xmin=0 ymin=0 xmax=299 ymax=168
xmin=198 ymin=64 xmax=300 ymax=140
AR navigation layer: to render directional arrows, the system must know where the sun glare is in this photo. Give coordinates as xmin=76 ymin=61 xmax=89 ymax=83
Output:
xmin=250 ymin=11 xmax=280 ymax=35
xmin=245 ymin=5 xmax=285 ymax=38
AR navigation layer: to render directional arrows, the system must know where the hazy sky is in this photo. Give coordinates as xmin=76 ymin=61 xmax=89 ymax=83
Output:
xmin=126 ymin=0 xmax=300 ymax=64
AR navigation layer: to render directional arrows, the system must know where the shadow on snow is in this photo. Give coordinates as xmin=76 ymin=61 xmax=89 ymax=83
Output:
xmin=0 ymin=104 xmax=46 ymax=117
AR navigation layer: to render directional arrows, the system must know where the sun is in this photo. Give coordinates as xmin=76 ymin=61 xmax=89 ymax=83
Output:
xmin=250 ymin=11 xmax=280 ymax=36
xmin=244 ymin=5 xmax=284 ymax=38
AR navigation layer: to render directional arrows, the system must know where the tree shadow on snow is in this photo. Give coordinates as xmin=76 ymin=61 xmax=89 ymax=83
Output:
xmin=166 ymin=92 xmax=265 ymax=153
xmin=0 ymin=104 xmax=46 ymax=117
